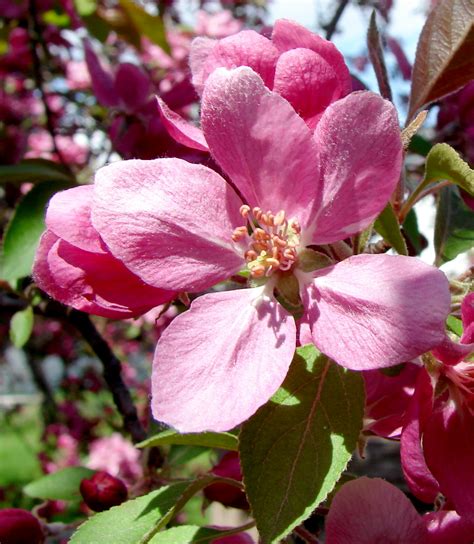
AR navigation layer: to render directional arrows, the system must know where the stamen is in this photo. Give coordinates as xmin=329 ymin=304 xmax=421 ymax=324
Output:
xmin=233 ymin=205 xmax=301 ymax=278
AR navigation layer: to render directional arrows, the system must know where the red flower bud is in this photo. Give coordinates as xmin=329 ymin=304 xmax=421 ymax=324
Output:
xmin=0 ymin=509 xmax=44 ymax=544
xmin=80 ymin=471 xmax=128 ymax=512
xmin=204 ymin=452 xmax=249 ymax=510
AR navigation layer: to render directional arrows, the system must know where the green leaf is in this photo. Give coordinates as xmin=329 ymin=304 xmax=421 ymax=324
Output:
xmin=118 ymin=0 xmax=169 ymax=53
xmin=0 ymin=159 xmax=73 ymax=185
xmin=0 ymin=180 xmax=72 ymax=285
xmin=137 ymin=430 xmax=238 ymax=451
xmin=240 ymin=345 xmax=364 ymax=544
xmin=148 ymin=526 xmax=222 ymax=544
xmin=374 ymin=202 xmax=408 ymax=255
xmin=83 ymin=13 xmax=111 ymax=42
xmin=42 ymin=10 xmax=71 ymax=26
xmin=9 ymin=306 xmax=34 ymax=348
xmin=74 ymin=0 xmax=97 ymax=16
xmin=24 ymin=467 xmax=95 ymax=500
xmin=447 ymin=315 xmax=463 ymax=337
xmin=140 ymin=475 xmax=242 ymax=542
xmin=70 ymin=482 xmax=189 ymax=544
xmin=408 ymin=0 xmax=474 ymax=120
xmin=403 ymin=209 xmax=423 ymax=255
xmin=408 ymin=134 xmax=433 ymax=157
xmin=425 ymin=143 xmax=474 ymax=195
xmin=434 ymin=186 xmax=474 ymax=265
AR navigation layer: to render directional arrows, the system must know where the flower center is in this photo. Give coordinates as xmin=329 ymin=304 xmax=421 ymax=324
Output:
xmin=232 ymin=205 xmax=301 ymax=278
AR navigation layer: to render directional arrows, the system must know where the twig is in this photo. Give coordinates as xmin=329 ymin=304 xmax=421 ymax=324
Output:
xmin=28 ymin=0 xmax=69 ymax=169
xmin=293 ymin=525 xmax=321 ymax=543
xmin=67 ymin=309 xmax=148 ymax=443
xmin=324 ymin=0 xmax=350 ymax=40
xmin=1 ymin=293 xmax=147 ymax=443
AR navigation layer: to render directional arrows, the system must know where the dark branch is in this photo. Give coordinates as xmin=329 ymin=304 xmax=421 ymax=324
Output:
xmin=324 ymin=0 xmax=350 ymax=40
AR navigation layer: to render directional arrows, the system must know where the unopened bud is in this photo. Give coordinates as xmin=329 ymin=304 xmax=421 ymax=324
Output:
xmin=80 ymin=471 xmax=128 ymax=512
xmin=0 ymin=509 xmax=44 ymax=544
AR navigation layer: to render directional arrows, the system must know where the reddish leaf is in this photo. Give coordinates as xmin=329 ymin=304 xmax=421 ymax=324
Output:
xmin=408 ymin=0 xmax=474 ymax=121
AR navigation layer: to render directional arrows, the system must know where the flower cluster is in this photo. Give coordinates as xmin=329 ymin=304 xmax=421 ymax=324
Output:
xmin=34 ymin=19 xmax=451 ymax=437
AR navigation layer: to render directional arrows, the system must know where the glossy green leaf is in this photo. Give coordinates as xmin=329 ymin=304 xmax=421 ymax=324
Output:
xmin=0 ymin=180 xmax=72 ymax=285
xmin=9 ymin=306 xmax=34 ymax=348
xmin=70 ymin=482 xmax=189 ymax=544
xmin=374 ymin=202 xmax=408 ymax=255
xmin=148 ymin=526 xmax=222 ymax=544
xmin=137 ymin=430 xmax=238 ymax=451
xmin=434 ymin=186 xmax=474 ymax=265
xmin=24 ymin=467 xmax=95 ymax=500
xmin=240 ymin=345 xmax=364 ymax=544
xmin=119 ymin=0 xmax=169 ymax=53
xmin=0 ymin=159 xmax=73 ymax=185
xmin=140 ymin=475 xmax=242 ymax=542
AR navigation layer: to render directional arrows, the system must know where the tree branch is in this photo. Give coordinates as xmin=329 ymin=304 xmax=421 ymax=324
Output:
xmin=324 ymin=0 xmax=350 ymax=40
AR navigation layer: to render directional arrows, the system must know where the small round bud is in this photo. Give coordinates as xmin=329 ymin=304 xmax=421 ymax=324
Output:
xmin=80 ymin=471 xmax=128 ymax=512
xmin=0 ymin=508 xmax=44 ymax=544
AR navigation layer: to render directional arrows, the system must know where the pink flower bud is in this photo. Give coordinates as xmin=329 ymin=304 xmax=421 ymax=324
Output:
xmin=80 ymin=471 xmax=128 ymax=512
xmin=0 ymin=509 xmax=44 ymax=544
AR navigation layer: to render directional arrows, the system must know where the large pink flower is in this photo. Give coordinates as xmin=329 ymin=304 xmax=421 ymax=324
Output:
xmin=34 ymin=185 xmax=175 ymax=319
xmin=401 ymin=293 xmax=474 ymax=521
xmin=91 ymin=67 xmax=450 ymax=432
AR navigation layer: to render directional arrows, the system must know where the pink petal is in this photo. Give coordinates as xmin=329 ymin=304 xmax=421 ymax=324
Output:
xmin=423 ymin=403 xmax=474 ymax=521
xmin=309 ymin=254 xmax=450 ymax=370
xmin=424 ymin=511 xmax=474 ymax=544
xmin=155 ymin=96 xmax=209 ymax=152
xmin=462 ymin=292 xmax=474 ymax=330
xmin=400 ymin=370 xmax=440 ymax=503
xmin=363 ymin=363 xmax=420 ymax=438
xmin=273 ymin=48 xmax=348 ymax=130
xmin=92 ymin=158 xmax=244 ymax=292
xmin=34 ymin=231 xmax=172 ymax=318
xmin=201 ymin=67 xmax=320 ymax=229
xmin=46 ymin=185 xmax=106 ymax=254
xmin=432 ymin=334 xmax=474 ymax=366
xmin=271 ymin=19 xmax=351 ymax=95
xmin=115 ymin=63 xmax=150 ymax=112
xmin=83 ymin=40 xmax=118 ymax=108
xmin=189 ymin=36 xmax=217 ymax=95
xmin=151 ymin=288 xmax=296 ymax=432
xmin=193 ymin=31 xmax=279 ymax=94
xmin=325 ymin=477 xmax=427 ymax=544
xmin=312 ymin=92 xmax=403 ymax=244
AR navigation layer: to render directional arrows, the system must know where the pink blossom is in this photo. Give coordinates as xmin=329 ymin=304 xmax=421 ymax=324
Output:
xmin=65 ymin=61 xmax=91 ymax=91
xmin=190 ymin=19 xmax=352 ymax=129
xmin=401 ymin=293 xmax=474 ymax=520
xmin=26 ymin=131 xmax=88 ymax=166
xmin=33 ymin=185 xmax=175 ymax=319
xmin=195 ymin=10 xmax=242 ymax=39
xmin=90 ymin=67 xmax=450 ymax=432
xmin=325 ymin=477 xmax=474 ymax=543
xmin=87 ymin=433 xmax=141 ymax=484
